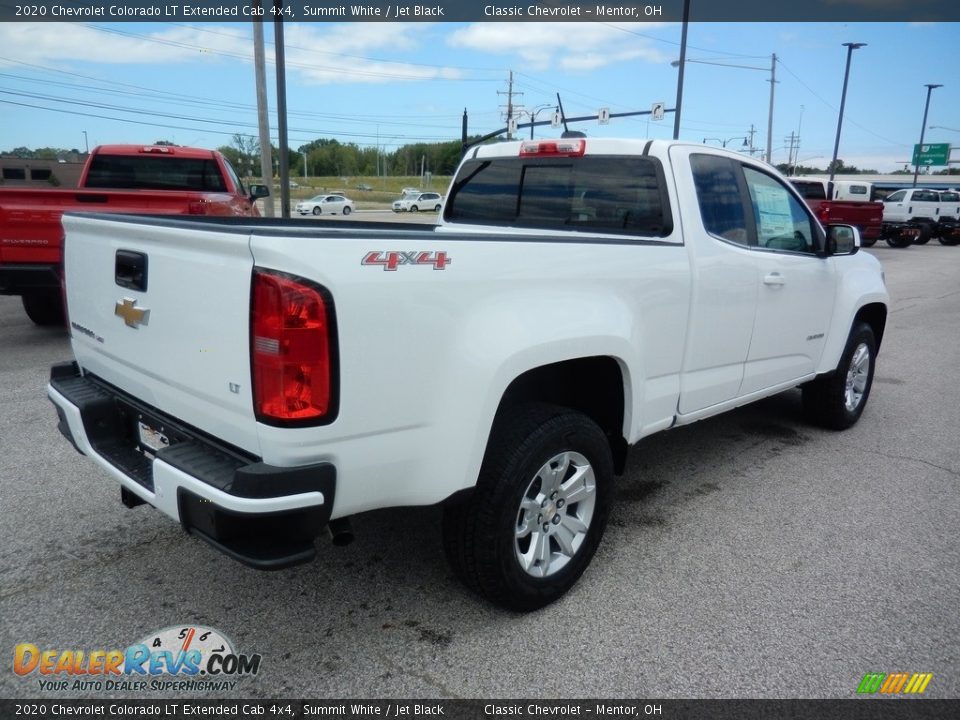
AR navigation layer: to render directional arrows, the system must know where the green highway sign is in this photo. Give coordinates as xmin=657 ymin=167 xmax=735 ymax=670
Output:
xmin=912 ymin=143 xmax=951 ymax=166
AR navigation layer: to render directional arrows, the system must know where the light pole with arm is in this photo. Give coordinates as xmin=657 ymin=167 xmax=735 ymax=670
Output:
xmin=828 ymin=42 xmax=866 ymax=195
xmin=673 ymin=55 xmax=777 ymax=161
xmin=913 ymin=84 xmax=943 ymax=187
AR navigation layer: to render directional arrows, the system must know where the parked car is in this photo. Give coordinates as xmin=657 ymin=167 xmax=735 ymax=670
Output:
xmin=295 ymin=194 xmax=355 ymax=216
xmin=392 ymin=191 xmax=443 ymax=213
xmin=881 ymin=188 xmax=941 ymax=246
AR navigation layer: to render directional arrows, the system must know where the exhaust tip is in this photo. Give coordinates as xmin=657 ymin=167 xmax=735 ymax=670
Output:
xmin=327 ymin=517 xmax=354 ymax=547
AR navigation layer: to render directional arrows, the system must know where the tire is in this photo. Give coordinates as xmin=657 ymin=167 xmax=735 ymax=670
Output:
xmin=939 ymin=235 xmax=960 ymax=246
xmin=802 ymin=322 xmax=876 ymax=430
xmin=21 ymin=290 xmax=65 ymax=327
xmin=312 ymin=206 xmax=321 ymax=216
xmin=914 ymin=223 xmax=932 ymax=244
xmin=410 ymin=205 xmax=419 ymax=213
xmin=342 ymin=206 xmax=351 ymax=216
xmin=434 ymin=204 xmax=442 ymax=212
xmin=885 ymin=234 xmax=911 ymax=248
xmin=860 ymin=236 xmax=877 ymax=248
xmin=442 ymin=404 xmax=613 ymax=611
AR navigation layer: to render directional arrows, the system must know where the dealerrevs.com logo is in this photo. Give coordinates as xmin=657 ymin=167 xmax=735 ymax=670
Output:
xmin=13 ymin=625 xmax=262 ymax=693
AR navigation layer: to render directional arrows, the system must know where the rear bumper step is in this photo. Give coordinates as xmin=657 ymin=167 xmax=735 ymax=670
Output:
xmin=47 ymin=361 xmax=337 ymax=570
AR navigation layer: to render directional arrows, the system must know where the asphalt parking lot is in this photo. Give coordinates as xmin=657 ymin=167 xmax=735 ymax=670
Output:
xmin=1 ymin=243 xmax=958 ymax=700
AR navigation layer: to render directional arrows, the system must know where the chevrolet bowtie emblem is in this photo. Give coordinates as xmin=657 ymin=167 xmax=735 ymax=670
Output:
xmin=114 ymin=298 xmax=150 ymax=328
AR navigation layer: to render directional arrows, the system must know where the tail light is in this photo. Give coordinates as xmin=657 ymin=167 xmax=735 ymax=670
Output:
xmin=817 ymin=204 xmax=830 ymax=224
xmin=251 ymin=269 xmax=337 ymax=426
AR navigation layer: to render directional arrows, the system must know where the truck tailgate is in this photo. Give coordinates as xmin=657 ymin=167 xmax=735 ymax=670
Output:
xmin=62 ymin=214 xmax=260 ymax=455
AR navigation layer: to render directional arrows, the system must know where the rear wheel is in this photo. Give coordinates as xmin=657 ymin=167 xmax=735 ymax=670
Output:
xmin=913 ymin=223 xmax=932 ymax=244
xmin=939 ymin=235 xmax=960 ymax=246
xmin=21 ymin=290 xmax=65 ymax=327
xmin=885 ymin=233 xmax=912 ymax=248
xmin=802 ymin=322 xmax=876 ymax=430
xmin=342 ymin=206 xmax=351 ymax=215
xmin=434 ymin=204 xmax=442 ymax=212
xmin=443 ymin=404 xmax=612 ymax=611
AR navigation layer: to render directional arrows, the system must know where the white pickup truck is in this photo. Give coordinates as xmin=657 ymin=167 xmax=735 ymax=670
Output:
xmin=48 ymin=139 xmax=889 ymax=611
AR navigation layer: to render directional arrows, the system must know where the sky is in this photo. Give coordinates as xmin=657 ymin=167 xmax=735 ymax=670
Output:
xmin=0 ymin=19 xmax=958 ymax=173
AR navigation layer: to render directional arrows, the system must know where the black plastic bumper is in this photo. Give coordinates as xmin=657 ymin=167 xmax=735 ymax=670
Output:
xmin=49 ymin=361 xmax=336 ymax=570
xmin=0 ymin=263 xmax=61 ymax=294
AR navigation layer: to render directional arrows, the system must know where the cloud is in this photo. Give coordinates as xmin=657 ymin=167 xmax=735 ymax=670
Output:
xmin=0 ymin=22 xmax=463 ymax=85
xmin=282 ymin=23 xmax=463 ymax=84
xmin=447 ymin=22 xmax=670 ymax=72
xmin=0 ymin=23 xmax=250 ymax=66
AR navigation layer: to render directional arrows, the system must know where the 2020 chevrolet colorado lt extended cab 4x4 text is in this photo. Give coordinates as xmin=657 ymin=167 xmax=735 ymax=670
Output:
xmin=0 ymin=144 xmax=268 ymax=325
xmin=47 ymin=139 xmax=888 ymax=610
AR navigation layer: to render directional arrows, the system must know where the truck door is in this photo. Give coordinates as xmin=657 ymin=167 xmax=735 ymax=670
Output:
xmin=673 ymin=149 xmax=758 ymax=414
xmin=738 ymin=166 xmax=835 ymax=394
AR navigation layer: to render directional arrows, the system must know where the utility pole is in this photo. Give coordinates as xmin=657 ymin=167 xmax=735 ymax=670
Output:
xmin=747 ymin=124 xmax=757 ymax=156
xmin=498 ymin=70 xmax=522 ymax=140
xmin=785 ymin=131 xmax=798 ymax=170
xmin=252 ymin=4 xmax=274 ymax=217
xmin=765 ymin=53 xmax=777 ymax=164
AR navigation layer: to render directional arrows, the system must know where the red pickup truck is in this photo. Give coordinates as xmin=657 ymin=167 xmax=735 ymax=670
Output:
xmin=0 ymin=144 xmax=268 ymax=325
xmin=789 ymin=179 xmax=883 ymax=247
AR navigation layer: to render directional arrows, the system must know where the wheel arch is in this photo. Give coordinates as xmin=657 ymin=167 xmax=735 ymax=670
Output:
xmin=490 ymin=357 xmax=629 ymax=475
xmin=854 ymin=302 xmax=887 ymax=351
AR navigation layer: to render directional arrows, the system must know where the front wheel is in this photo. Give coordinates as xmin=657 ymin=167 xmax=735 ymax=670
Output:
xmin=342 ymin=206 xmax=351 ymax=215
xmin=443 ymin=404 xmax=612 ymax=611
xmin=410 ymin=205 xmax=419 ymax=213
xmin=312 ymin=206 xmax=321 ymax=216
xmin=434 ymin=204 xmax=442 ymax=212
xmin=802 ymin=322 xmax=876 ymax=430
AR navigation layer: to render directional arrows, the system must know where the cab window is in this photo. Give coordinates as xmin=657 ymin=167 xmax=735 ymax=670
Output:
xmin=691 ymin=154 xmax=749 ymax=246
xmin=742 ymin=167 xmax=817 ymax=254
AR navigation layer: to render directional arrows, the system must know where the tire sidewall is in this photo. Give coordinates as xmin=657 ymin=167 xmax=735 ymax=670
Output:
xmin=835 ymin=324 xmax=877 ymax=427
xmin=486 ymin=413 xmax=612 ymax=609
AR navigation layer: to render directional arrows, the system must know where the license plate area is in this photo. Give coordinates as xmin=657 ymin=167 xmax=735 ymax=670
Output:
xmin=135 ymin=413 xmax=183 ymax=459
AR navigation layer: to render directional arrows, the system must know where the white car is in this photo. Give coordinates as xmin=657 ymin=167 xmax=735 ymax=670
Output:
xmin=295 ymin=194 xmax=355 ymax=216
xmin=392 ymin=191 xmax=443 ymax=213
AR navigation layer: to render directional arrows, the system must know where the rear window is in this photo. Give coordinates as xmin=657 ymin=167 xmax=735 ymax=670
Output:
xmin=789 ymin=180 xmax=826 ymax=200
xmin=444 ymin=156 xmax=671 ymax=237
xmin=940 ymin=192 xmax=959 ymax=202
xmin=85 ymin=154 xmax=227 ymax=192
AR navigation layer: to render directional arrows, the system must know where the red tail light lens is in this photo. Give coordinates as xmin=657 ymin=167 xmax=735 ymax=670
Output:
xmin=251 ymin=269 xmax=337 ymax=425
xmin=817 ymin=205 xmax=830 ymax=224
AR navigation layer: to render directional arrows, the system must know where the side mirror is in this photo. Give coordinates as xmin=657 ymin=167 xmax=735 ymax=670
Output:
xmin=826 ymin=224 xmax=860 ymax=256
xmin=248 ymin=184 xmax=270 ymax=201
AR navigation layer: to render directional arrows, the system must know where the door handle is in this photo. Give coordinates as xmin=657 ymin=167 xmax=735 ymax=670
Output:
xmin=763 ymin=272 xmax=785 ymax=286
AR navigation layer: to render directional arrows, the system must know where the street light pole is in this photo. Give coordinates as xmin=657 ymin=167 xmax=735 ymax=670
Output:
xmin=672 ymin=0 xmax=690 ymax=140
xmin=913 ymin=84 xmax=943 ymax=187
xmin=82 ymin=131 xmax=88 ymax=154
xmin=828 ymin=42 xmax=866 ymax=195
xmin=673 ymin=53 xmax=776 ymax=160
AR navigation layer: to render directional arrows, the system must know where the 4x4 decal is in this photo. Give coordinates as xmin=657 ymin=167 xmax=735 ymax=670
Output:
xmin=362 ymin=251 xmax=452 ymax=271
